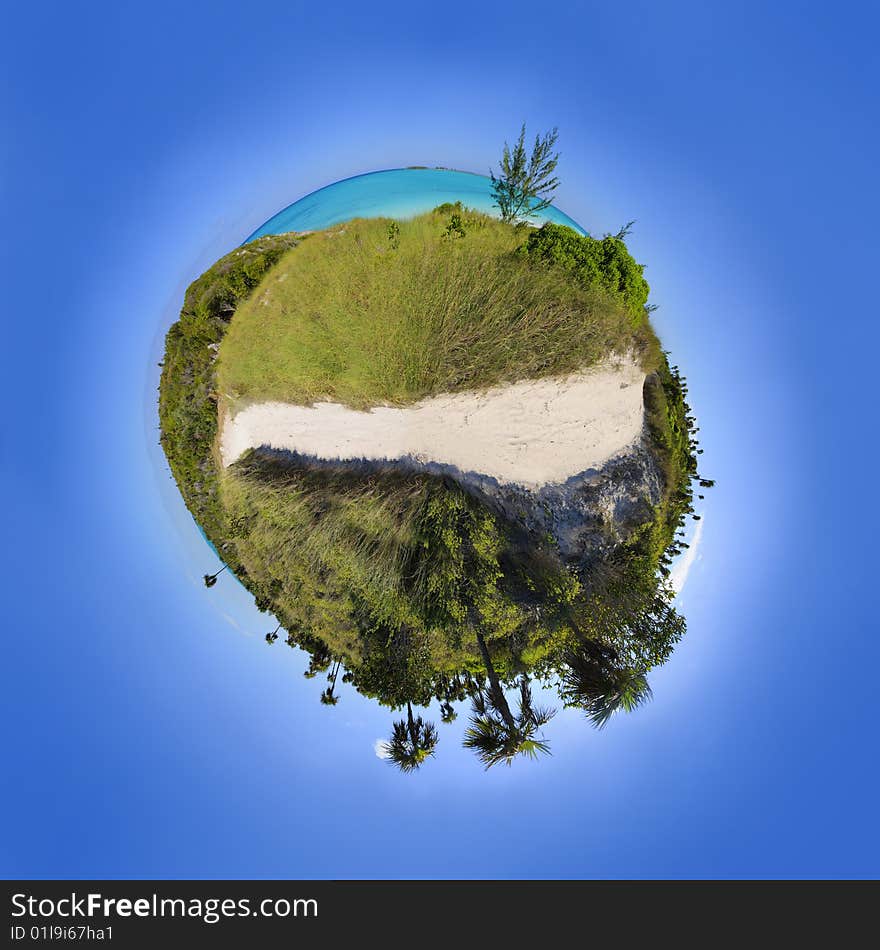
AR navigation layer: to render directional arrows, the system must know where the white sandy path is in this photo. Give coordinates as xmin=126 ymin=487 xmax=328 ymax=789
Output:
xmin=220 ymin=357 xmax=646 ymax=489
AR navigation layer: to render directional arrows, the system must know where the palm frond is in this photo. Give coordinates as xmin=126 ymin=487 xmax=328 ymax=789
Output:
xmin=383 ymin=715 xmax=438 ymax=773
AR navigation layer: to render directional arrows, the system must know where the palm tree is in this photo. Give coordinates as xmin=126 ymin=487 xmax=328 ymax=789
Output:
xmin=320 ymin=659 xmax=342 ymax=705
xmin=382 ymin=703 xmax=439 ymax=773
xmin=463 ymin=662 xmax=555 ymax=769
xmin=559 ymin=640 xmax=653 ymax=728
xmin=203 ymin=564 xmax=228 ymax=588
xmin=265 ymin=621 xmax=282 ymax=644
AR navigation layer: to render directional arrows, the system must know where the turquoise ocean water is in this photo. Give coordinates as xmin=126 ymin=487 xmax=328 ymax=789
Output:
xmin=246 ymin=167 xmax=586 ymax=239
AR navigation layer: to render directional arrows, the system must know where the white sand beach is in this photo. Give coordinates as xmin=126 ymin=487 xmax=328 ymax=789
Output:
xmin=220 ymin=356 xmax=646 ymax=489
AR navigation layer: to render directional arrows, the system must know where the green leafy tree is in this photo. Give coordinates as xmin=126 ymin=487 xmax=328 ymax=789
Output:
xmin=382 ymin=702 xmax=439 ymax=773
xmin=577 ymin=556 xmax=686 ymax=671
xmin=490 ymin=124 xmax=560 ymax=222
xmin=303 ymin=644 xmax=332 ymax=679
xmin=352 ymin=624 xmax=436 ymax=709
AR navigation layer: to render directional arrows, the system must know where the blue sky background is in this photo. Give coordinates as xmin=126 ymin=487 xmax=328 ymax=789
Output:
xmin=2 ymin=1 xmax=878 ymax=878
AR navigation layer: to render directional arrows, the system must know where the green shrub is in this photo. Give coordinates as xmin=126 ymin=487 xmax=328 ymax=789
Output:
xmin=522 ymin=223 xmax=650 ymax=319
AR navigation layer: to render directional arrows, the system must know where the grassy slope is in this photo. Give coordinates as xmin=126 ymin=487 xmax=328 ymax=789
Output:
xmin=216 ymin=209 xmax=661 ymax=410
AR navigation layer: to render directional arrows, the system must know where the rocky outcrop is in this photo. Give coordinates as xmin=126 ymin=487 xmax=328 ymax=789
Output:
xmin=442 ymin=436 xmax=664 ymax=565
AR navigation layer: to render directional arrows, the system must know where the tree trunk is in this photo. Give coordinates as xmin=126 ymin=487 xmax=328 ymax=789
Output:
xmin=474 ymin=629 xmax=517 ymax=733
xmin=327 ymin=660 xmax=340 ymax=699
xmin=407 ymin=702 xmax=417 ymax=748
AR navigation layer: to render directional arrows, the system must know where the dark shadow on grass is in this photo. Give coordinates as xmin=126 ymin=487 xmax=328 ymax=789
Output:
xmin=231 ymin=439 xmax=663 ymax=566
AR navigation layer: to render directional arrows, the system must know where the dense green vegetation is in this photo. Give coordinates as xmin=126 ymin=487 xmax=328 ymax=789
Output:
xmin=159 ymin=201 xmax=708 ymax=772
xmin=523 ymin=222 xmax=650 ymax=318
xmin=216 ymin=209 xmax=661 ymax=410
xmin=158 ymin=233 xmax=300 ymax=546
xmin=221 ymin=451 xmax=573 ymax=672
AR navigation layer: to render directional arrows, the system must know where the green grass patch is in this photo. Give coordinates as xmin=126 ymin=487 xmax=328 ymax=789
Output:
xmin=216 ymin=209 xmax=661 ymax=410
